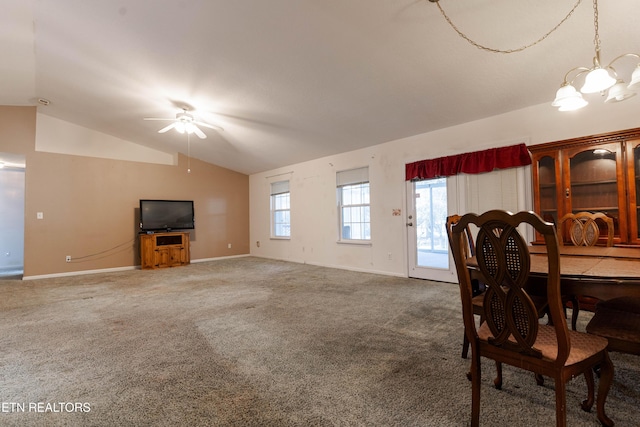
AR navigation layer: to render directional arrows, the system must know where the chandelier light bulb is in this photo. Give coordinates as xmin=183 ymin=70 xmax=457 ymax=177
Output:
xmin=628 ymin=65 xmax=640 ymax=90
xmin=558 ymin=100 xmax=589 ymax=112
xmin=605 ymin=80 xmax=636 ymax=103
xmin=580 ymin=67 xmax=616 ymax=94
xmin=552 ymin=84 xmax=588 ymax=111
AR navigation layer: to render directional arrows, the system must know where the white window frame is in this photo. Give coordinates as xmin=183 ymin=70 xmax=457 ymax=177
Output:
xmin=337 ymin=167 xmax=370 ymax=243
xmin=270 ymin=180 xmax=290 ymax=239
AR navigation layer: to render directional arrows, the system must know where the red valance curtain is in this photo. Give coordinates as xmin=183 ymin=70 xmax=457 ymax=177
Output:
xmin=405 ymin=143 xmax=531 ymax=181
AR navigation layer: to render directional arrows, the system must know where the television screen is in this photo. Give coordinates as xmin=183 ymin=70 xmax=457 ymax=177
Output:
xmin=140 ymin=200 xmax=195 ymax=232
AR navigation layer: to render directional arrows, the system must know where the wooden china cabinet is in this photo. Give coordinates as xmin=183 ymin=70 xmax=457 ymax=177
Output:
xmin=530 ymin=127 xmax=640 ymax=246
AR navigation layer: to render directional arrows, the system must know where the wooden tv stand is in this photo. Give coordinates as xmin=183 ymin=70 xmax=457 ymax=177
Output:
xmin=139 ymin=231 xmax=190 ymax=270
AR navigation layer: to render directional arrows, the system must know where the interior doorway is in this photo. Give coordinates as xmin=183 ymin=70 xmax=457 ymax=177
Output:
xmin=0 ymin=153 xmax=25 ymax=279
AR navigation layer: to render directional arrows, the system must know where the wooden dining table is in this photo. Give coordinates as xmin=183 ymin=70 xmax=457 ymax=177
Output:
xmin=526 ymin=245 xmax=640 ymax=301
xmin=466 ymin=245 xmax=640 ymax=301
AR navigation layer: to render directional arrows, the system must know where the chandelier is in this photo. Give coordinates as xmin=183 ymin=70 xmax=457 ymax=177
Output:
xmin=428 ymin=0 xmax=640 ymax=112
xmin=552 ymin=0 xmax=640 ymax=111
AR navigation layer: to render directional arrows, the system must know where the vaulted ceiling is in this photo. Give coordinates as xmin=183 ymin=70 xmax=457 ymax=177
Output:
xmin=2 ymin=0 xmax=639 ymax=174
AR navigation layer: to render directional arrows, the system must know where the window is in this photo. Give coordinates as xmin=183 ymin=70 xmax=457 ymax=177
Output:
xmin=337 ymin=167 xmax=370 ymax=242
xmin=270 ymin=180 xmax=290 ymax=238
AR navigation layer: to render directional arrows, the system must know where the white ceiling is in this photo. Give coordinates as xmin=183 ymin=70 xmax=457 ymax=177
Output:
xmin=2 ymin=0 xmax=639 ymax=175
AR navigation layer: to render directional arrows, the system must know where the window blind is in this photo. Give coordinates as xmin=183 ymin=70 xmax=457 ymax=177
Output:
xmin=336 ymin=167 xmax=369 ymax=187
xmin=270 ymin=180 xmax=290 ymax=195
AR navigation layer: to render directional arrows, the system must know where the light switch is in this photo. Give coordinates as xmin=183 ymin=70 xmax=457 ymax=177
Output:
xmin=37 ymin=212 xmax=44 ymax=219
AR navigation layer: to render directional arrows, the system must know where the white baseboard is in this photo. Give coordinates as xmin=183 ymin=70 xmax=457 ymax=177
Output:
xmin=253 ymin=255 xmax=408 ymax=278
xmin=22 ymin=254 xmax=252 ymax=281
xmin=190 ymin=254 xmax=250 ymax=263
xmin=23 ymin=265 xmax=138 ymax=280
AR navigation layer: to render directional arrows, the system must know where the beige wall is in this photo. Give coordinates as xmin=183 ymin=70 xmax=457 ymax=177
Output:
xmin=0 ymin=106 xmax=249 ymax=278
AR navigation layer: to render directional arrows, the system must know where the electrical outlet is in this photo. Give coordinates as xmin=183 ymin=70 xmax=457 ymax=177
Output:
xmin=66 ymin=255 xmax=71 ymax=263
xmin=387 ymin=252 xmax=392 ymax=260
xmin=228 ymin=243 xmax=232 ymax=249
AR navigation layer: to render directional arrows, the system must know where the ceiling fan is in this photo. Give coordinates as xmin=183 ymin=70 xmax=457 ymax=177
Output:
xmin=144 ymin=108 xmax=223 ymax=139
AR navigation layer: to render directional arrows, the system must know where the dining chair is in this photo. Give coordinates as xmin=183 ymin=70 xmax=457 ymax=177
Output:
xmin=447 ymin=215 xmax=548 ymax=365
xmin=450 ymin=209 xmax=614 ymax=427
xmin=446 ymin=214 xmax=484 ymax=360
xmin=557 ymin=211 xmax=614 ymax=248
xmin=447 ymin=214 xmax=508 ymax=386
xmin=557 ymin=211 xmax=615 ymax=330
xmin=586 ymin=296 xmax=640 ymax=357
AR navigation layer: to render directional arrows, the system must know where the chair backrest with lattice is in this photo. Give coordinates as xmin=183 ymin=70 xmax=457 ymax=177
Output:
xmin=450 ymin=210 xmax=567 ymax=362
xmin=558 ymin=212 xmax=614 ymax=247
xmin=446 ymin=214 xmax=475 ymax=258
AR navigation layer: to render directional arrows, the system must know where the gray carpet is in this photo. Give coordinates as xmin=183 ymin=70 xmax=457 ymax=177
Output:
xmin=0 ymin=257 xmax=638 ymax=426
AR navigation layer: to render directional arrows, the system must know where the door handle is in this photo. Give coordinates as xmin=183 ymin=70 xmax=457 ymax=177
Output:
xmin=406 ymin=222 xmax=413 ymax=227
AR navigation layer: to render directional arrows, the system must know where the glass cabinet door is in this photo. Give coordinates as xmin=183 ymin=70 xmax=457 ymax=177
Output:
xmin=626 ymin=139 xmax=640 ymax=244
xmin=564 ymin=142 xmax=626 ymax=242
xmin=531 ymin=149 xmax=563 ymax=244
xmin=536 ymin=154 xmax=559 ymax=226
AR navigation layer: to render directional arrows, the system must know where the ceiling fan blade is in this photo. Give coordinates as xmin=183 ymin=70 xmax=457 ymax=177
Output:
xmin=144 ymin=117 xmax=174 ymax=121
xmin=195 ymin=121 xmax=224 ymax=131
xmin=192 ymin=125 xmax=207 ymax=139
xmin=158 ymin=123 xmax=177 ymax=133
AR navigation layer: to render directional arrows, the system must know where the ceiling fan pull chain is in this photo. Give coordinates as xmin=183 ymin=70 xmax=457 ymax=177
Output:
xmin=187 ymin=132 xmax=191 ymax=174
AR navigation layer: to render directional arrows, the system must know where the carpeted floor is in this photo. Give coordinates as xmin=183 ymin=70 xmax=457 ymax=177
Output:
xmin=0 ymin=257 xmax=638 ymax=426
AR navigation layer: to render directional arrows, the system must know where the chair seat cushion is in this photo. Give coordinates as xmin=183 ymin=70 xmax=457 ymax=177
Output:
xmin=472 ymin=293 xmax=484 ymax=314
xmin=478 ymin=322 xmax=608 ymax=366
xmin=586 ymin=297 xmax=640 ymax=355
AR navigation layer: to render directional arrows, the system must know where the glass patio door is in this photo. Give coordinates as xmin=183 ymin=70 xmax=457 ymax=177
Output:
xmin=407 ymin=177 xmax=457 ymax=282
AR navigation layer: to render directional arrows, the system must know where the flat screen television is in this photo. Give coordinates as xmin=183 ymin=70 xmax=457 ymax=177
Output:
xmin=139 ymin=199 xmax=195 ymax=232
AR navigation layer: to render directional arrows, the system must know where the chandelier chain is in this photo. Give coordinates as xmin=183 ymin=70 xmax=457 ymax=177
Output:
xmin=592 ymin=0 xmax=601 ymax=52
xmin=431 ymin=0 xmax=584 ymax=54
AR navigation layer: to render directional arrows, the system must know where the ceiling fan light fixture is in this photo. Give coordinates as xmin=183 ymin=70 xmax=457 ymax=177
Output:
xmin=145 ymin=107 xmax=221 ymax=139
